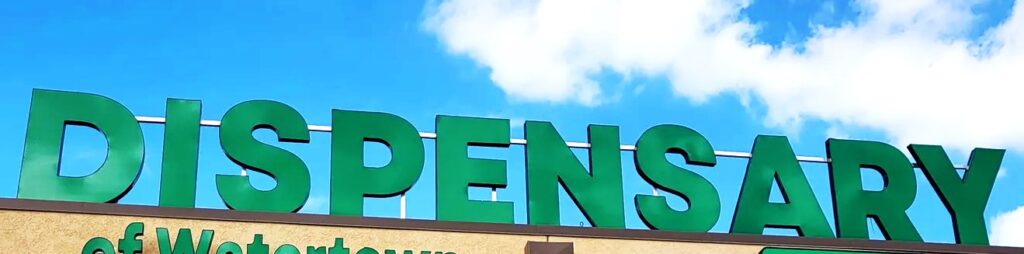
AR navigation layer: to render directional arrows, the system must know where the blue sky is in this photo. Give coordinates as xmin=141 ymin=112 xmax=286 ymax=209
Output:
xmin=2 ymin=0 xmax=1024 ymax=246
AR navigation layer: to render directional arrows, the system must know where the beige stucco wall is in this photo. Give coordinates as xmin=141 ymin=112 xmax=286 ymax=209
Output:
xmin=549 ymin=236 xmax=764 ymax=254
xmin=0 ymin=210 xmax=770 ymax=254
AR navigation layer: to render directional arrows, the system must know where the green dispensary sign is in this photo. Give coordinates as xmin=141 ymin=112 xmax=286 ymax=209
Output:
xmin=16 ymin=89 xmax=1006 ymax=246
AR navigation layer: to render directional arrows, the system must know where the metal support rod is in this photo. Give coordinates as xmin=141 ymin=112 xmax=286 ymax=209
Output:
xmin=491 ymin=188 xmax=498 ymax=202
xmin=400 ymin=194 xmax=407 ymax=219
xmin=134 ymin=116 xmax=969 ymax=168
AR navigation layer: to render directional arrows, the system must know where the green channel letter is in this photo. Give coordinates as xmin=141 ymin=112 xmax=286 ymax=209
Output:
xmin=525 ymin=122 xmax=625 ymax=228
xmin=159 ymin=99 xmax=202 ymax=208
xmin=634 ymin=124 xmax=720 ymax=232
xmin=217 ymin=242 xmax=243 ymax=254
xmin=216 ymin=100 xmax=311 ymax=213
xmin=157 ymin=227 xmax=214 ymax=254
xmin=827 ymin=139 xmax=922 ymax=241
xmin=275 ymin=244 xmax=301 ymax=254
xmin=82 ymin=237 xmax=115 ymax=254
xmin=331 ymin=110 xmax=425 ymax=216
xmin=19 ymin=89 xmax=144 ymax=202
xmin=909 ymin=144 xmax=1004 ymax=245
xmin=118 ymin=222 xmax=145 ymax=254
xmin=435 ymin=115 xmax=514 ymax=223
xmin=731 ymin=135 xmax=834 ymax=237
xmin=249 ymin=234 xmax=270 ymax=254
xmin=307 ymin=246 xmax=326 ymax=254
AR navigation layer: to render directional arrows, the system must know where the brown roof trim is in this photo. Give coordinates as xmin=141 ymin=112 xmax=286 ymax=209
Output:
xmin=0 ymin=198 xmax=1019 ymax=254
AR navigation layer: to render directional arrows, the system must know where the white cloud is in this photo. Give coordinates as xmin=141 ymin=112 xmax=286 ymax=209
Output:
xmin=424 ymin=0 xmax=757 ymax=106
xmin=424 ymin=0 xmax=1024 ymax=154
xmin=991 ymin=205 xmax=1024 ymax=247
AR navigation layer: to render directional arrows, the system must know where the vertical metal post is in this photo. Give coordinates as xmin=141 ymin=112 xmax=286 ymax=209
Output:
xmin=400 ymin=193 xmax=407 ymax=219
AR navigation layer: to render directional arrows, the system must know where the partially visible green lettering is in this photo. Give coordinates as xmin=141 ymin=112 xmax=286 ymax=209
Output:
xmin=307 ymin=246 xmax=327 ymax=254
xmin=248 ymin=234 xmax=270 ymax=254
xmin=156 ymin=227 xmax=214 ymax=254
xmin=19 ymin=89 xmax=144 ymax=202
xmin=217 ymin=242 xmax=243 ymax=254
xmin=328 ymin=238 xmax=350 ymax=254
xmin=910 ymin=144 xmax=1004 ymax=245
xmin=331 ymin=110 xmax=424 ymax=216
xmin=731 ymin=135 xmax=833 ymax=238
xmin=81 ymin=237 xmax=114 ymax=254
xmin=216 ymin=100 xmax=311 ymax=213
xmin=634 ymin=124 xmax=720 ymax=232
xmin=435 ymin=116 xmax=514 ymax=224
xmin=159 ymin=99 xmax=202 ymax=208
xmin=828 ymin=139 xmax=922 ymax=241
xmin=275 ymin=244 xmax=301 ymax=254
xmin=525 ymin=122 xmax=625 ymax=228
xmin=118 ymin=222 xmax=145 ymax=254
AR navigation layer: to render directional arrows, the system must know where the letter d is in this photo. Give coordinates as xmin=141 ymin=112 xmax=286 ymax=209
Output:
xmin=18 ymin=89 xmax=144 ymax=202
